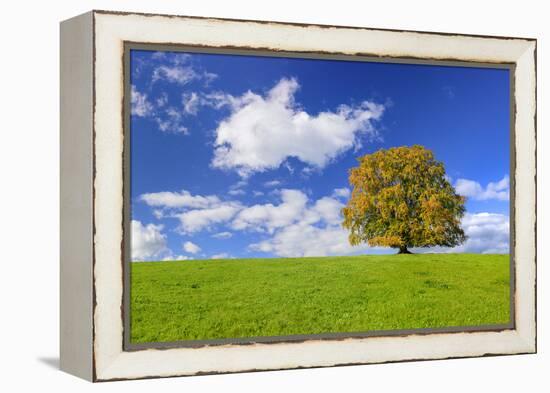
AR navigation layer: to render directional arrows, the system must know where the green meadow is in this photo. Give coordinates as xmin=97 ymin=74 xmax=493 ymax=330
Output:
xmin=130 ymin=254 xmax=510 ymax=344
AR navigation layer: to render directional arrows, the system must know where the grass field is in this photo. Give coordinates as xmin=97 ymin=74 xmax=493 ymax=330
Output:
xmin=130 ymin=254 xmax=510 ymax=343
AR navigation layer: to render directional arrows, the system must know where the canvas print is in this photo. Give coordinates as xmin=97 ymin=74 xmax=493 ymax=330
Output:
xmin=128 ymin=48 xmax=511 ymax=345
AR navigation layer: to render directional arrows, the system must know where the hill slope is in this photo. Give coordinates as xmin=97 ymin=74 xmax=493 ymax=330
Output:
xmin=130 ymin=253 xmax=510 ymax=343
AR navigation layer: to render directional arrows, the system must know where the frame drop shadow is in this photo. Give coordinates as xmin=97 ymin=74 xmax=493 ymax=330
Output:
xmin=37 ymin=356 xmax=59 ymax=370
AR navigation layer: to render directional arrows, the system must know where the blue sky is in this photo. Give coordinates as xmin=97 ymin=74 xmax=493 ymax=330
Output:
xmin=129 ymin=49 xmax=510 ymax=261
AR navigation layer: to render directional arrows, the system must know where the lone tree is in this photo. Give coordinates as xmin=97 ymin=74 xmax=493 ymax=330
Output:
xmin=342 ymin=145 xmax=466 ymax=254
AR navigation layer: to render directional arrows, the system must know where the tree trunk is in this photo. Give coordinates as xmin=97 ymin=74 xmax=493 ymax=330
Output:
xmin=397 ymin=246 xmax=412 ymax=254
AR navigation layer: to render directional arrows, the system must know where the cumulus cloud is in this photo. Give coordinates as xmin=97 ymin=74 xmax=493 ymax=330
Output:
xmin=130 ymin=85 xmax=189 ymax=134
xmin=210 ymin=78 xmax=385 ymax=176
xmin=151 ymin=51 xmax=190 ymax=62
xmin=156 ymin=92 xmax=168 ymax=108
xmin=212 ymin=231 xmax=233 ymax=239
xmin=243 ymin=189 xmax=509 ymax=257
xmin=229 ymin=188 xmax=365 ymax=257
xmin=227 ymin=180 xmax=247 ymax=196
xmin=162 ymin=254 xmax=192 ymax=261
xmin=252 ymin=208 xmax=509 ymax=257
xmin=150 ymin=52 xmax=217 ymax=86
xmin=137 ymin=184 xmax=509 ymax=258
xmin=183 ymin=241 xmax=201 ymax=254
xmin=411 ymin=212 xmax=509 ymax=254
xmin=177 ymin=202 xmax=242 ymax=233
xmin=455 ymin=175 xmax=509 ymax=201
xmin=130 ymin=52 xmax=219 ymax=133
xmin=153 ymin=64 xmax=199 ymax=85
xmin=455 ymin=212 xmax=509 ymax=253
xmin=247 ymin=191 xmax=375 ymax=257
xmin=140 ymin=190 xmax=220 ymax=209
xmin=154 ymin=107 xmax=189 ymax=134
xmin=228 ymin=189 xmax=246 ymax=196
xmin=131 ymin=220 xmax=168 ymax=261
xmin=231 ymin=189 xmax=308 ymax=233
xmin=308 ymin=197 xmax=344 ymax=225
xmin=139 ymin=189 xmax=241 ymax=233
xmin=333 ymin=187 xmax=351 ymax=199
xmin=131 ymin=85 xmax=154 ymax=117
xmin=182 ymin=92 xmax=201 ymax=115
xmin=211 ymin=253 xmax=232 ymax=259
xmin=152 ymin=209 xmax=165 ymax=219
xmin=263 ymin=180 xmax=282 ymax=188
xmin=250 ymin=222 xmax=374 ymax=258
xmin=138 ymin=186 xmax=361 ymax=256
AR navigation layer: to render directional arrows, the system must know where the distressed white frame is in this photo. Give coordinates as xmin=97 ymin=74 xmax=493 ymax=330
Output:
xmin=61 ymin=10 xmax=536 ymax=381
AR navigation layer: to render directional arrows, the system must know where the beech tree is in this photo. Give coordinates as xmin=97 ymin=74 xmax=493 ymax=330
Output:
xmin=342 ymin=145 xmax=466 ymax=254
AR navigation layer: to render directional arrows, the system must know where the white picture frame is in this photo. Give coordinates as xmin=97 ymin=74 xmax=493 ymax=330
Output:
xmin=60 ymin=10 xmax=536 ymax=381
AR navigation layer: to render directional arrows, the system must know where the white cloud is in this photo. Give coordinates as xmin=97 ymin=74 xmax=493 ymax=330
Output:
xmin=455 ymin=175 xmax=509 ymax=201
xmin=162 ymin=254 xmax=192 ymax=261
xmin=132 ymin=54 xmax=219 ymax=133
xmin=250 ymin=222 xmax=374 ymax=258
xmin=131 ymin=220 xmax=167 ymax=261
xmin=151 ymin=51 xmax=190 ymax=62
xmin=203 ymin=72 xmax=218 ymax=85
xmin=137 ymin=184 xmax=509 ymax=258
xmin=231 ymin=189 xmax=308 ymax=233
xmin=130 ymin=86 xmax=189 ymax=134
xmin=182 ymin=92 xmax=200 ymax=115
xmin=263 ymin=180 xmax=282 ymax=188
xmin=233 ymin=179 xmax=248 ymax=188
xmin=201 ymin=91 xmax=242 ymax=109
xmin=251 ymin=208 xmax=509 ymax=257
xmin=139 ymin=189 xmax=241 ymax=233
xmin=131 ymin=85 xmax=153 ymax=117
xmin=154 ymin=106 xmax=189 ymax=134
xmin=152 ymin=209 xmax=165 ymax=219
xmin=333 ymin=187 xmax=351 ymax=199
xmin=135 ymin=187 xmax=367 ymax=258
xmin=455 ymin=179 xmax=480 ymax=196
xmin=232 ymin=189 xmax=344 ymax=234
xmin=156 ymin=92 xmax=168 ymax=108
xmin=245 ymin=187 xmax=508 ymax=257
xmin=177 ymin=202 xmax=242 ymax=233
xmin=211 ymin=253 xmax=232 ymax=260
xmin=227 ymin=180 xmax=247 ymax=196
xmin=183 ymin=241 xmax=201 ymax=254
xmin=140 ymin=190 xmax=220 ymax=209
xmin=247 ymin=189 xmax=367 ymax=257
xmin=150 ymin=52 xmax=217 ymax=87
xmin=210 ymin=77 xmax=385 ymax=176
xmin=139 ymin=187 xmax=353 ymax=256
xmin=412 ymin=212 xmax=509 ymax=254
xmin=212 ymin=231 xmax=233 ymax=239
xmin=284 ymin=162 xmax=294 ymax=174
xmin=152 ymin=65 xmax=199 ymax=85
xmin=457 ymin=212 xmax=509 ymax=253
xmin=309 ymin=196 xmax=344 ymax=225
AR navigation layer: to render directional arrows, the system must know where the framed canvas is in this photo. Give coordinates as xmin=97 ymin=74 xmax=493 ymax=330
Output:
xmin=60 ymin=10 xmax=537 ymax=381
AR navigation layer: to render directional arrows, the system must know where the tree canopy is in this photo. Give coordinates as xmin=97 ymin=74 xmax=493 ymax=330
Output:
xmin=342 ymin=145 xmax=466 ymax=254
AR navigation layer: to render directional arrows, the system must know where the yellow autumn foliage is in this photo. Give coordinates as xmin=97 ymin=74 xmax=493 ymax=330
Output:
xmin=342 ymin=145 xmax=466 ymax=253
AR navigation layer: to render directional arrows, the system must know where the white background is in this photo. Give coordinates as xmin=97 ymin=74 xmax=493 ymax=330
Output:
xmin=0 ymin=0 xmax=546 ymax=391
